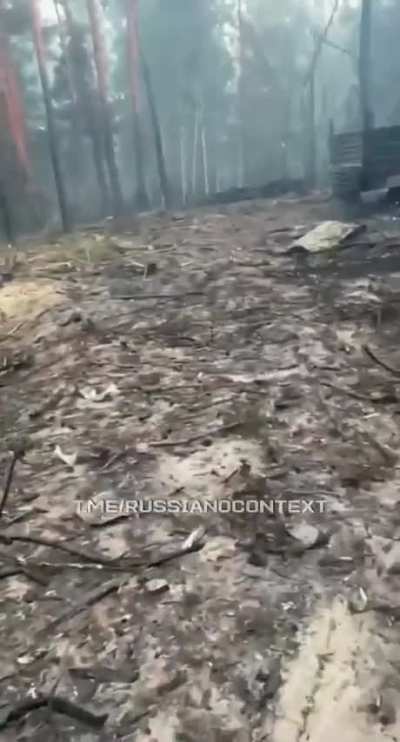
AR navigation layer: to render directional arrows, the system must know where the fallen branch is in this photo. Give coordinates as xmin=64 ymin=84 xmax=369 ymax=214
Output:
xmin=0 ymin=695 xmax=108 ymax=731
xmin=0 ymin=532 xmax=116 ymax=567
xmin=321 ymin=381 xmax=376 ymax=402
xmin=22 ymin=560 xmax=111 ymax=572
xmin=1 ymin=528 xmax=206 ymax=577
xmin=363 ymin=344 xmax=400 ymax=376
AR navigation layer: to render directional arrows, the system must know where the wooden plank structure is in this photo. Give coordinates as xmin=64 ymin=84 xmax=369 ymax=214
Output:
xmin=329 ymin=1 xmax=400 ymax=200
xmin=330 ymin=124 xmax=400 ymax=198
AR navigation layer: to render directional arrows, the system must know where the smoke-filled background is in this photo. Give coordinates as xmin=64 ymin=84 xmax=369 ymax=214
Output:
xmin=0 ymin=0 xmax=396 ymax=238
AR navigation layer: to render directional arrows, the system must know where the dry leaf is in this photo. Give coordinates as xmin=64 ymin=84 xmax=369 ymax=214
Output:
xmin=79 ymin=383 xmax=120 ymax=402
xmin=54 ymin=445 xmax=78 ymax=468
xmin=183 ymin=526 xmax=206 ymax=550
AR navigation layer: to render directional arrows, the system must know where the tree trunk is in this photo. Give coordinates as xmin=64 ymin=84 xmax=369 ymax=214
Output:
xmin=306 ymin=72 xmax=316 ymax=188
xmin=53 ymin=0 xmax=86 ymax=207
xmin=0 ymin=28 xmax=30 ymax=242
xmin=126 ymin=0 xmax=149 ymax=211
xmin=141 ymin=52 xmax=171 ymax=209
xmin=302 ymin=0 xmax=340 ymax=189
xmin=0 ymin=187 xmax=14 ymax=245
xmin=53 ymin=1 xmax=79 ymax=126
xmin=86 ymin=0 xmax=124 ymax=216
xmin=216 ymin=165 xmax=221 ymax=193
xmin=236 ymin=143 xmax=242 ymax=188
xmin=237 ymin=0 xmax=245 ymax=187
xmin=281 ymin=94 xmax=291 ymax=180
xmin=57 ymin=0 xmax=110 ymax=216
xmin=180 ymin=124 xmax=187 ymax=206
xmin=0 ymin=31 xmax=30 ymax=176
xmin=131 ymin=114 xmax=148 ymax=210
xmin=191 ymin=109 xmax=200 ymax=199
xmin=31 ymin=0 xmax=71 ymax=232
xmin=201 ymin=124 xmax=209 ymax=196
xmin=359 ymin=0 xmax=373 ymax=190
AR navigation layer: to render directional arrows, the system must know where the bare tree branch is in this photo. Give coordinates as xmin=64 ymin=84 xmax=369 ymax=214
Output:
xmin=315 ymin=31 xmax=357 ymax=63
xmin=304 ymin=0 xmax=341 ymax=87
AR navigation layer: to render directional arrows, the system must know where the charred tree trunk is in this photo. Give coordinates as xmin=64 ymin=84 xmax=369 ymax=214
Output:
xmin=88 ymin=94 xmax=112 ymax=216
xmin=141 ymin=52 xmax=171 ymax=209
xmin=126 ymin=0 xmax=149 ymax=211
xmin=53 ymin=0 xmax=87 ymax=209
xmin=53 ymin=1 xmax=81 ymax=138
xmin=58 ymin=0 xmax=110 ymax=216
xmin=303 ymin=0 xmax=339 ymax=190
xmin=31 ymin=0 xmax=71 ymax=232
xmin=0 ymin=188 xmax=14 ymax=245
xmin=131 ymin=110 xmax=148 ymax=211
xmin=306 ymin=71 xmax=316 ymax=188
xmin=359 ymin=0 xmax=373 ymax=190
xmin=237 ymin=0 xmax=245 ymax=187
xmin=86 ymin=0 xmax=124 ymax=216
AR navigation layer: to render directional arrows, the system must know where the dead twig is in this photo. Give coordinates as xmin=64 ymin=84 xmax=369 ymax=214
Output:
xmin=148 ymin=421 xmax=242 ymax=448
xmin=14 ymin=560 xmax=49 ymax=586
xmin=0 ymin=548 xmax=49 ymax=585
xmin=0 ymin=449 xmax=21 ymax=519
xmin=321 ymin=381 xmax=374 ymax=402
xmin=0 ymin=321 xmax=25 ymax=343
xmin=41 ymin=578 xmax=122 ymax=635
xmin=146 ymin=539 xmax=204 ymax=568
xmin=184 ymin=395 xmax=236 ymax=417
xmin=112 ymin=291 xmax=203 ymax=301
xmin=322 ymin=380 xmax=396 ymax=404
xmin=363 ymin=344 xmax=400 ymax=377
xmin=222 ymin=467 xmax=241 ymax=483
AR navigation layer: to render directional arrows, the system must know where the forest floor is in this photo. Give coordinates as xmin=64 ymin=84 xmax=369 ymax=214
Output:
xmin=2 ymin=194 xmax=400 ymax=740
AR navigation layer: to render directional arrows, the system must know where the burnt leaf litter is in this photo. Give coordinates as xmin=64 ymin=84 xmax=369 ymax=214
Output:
xmin=2 ymin=195 xmax=400 ymax=739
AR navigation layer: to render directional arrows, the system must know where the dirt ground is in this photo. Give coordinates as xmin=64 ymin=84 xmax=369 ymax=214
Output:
xmin=2 ymin=194 xmax=400 ymax=740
